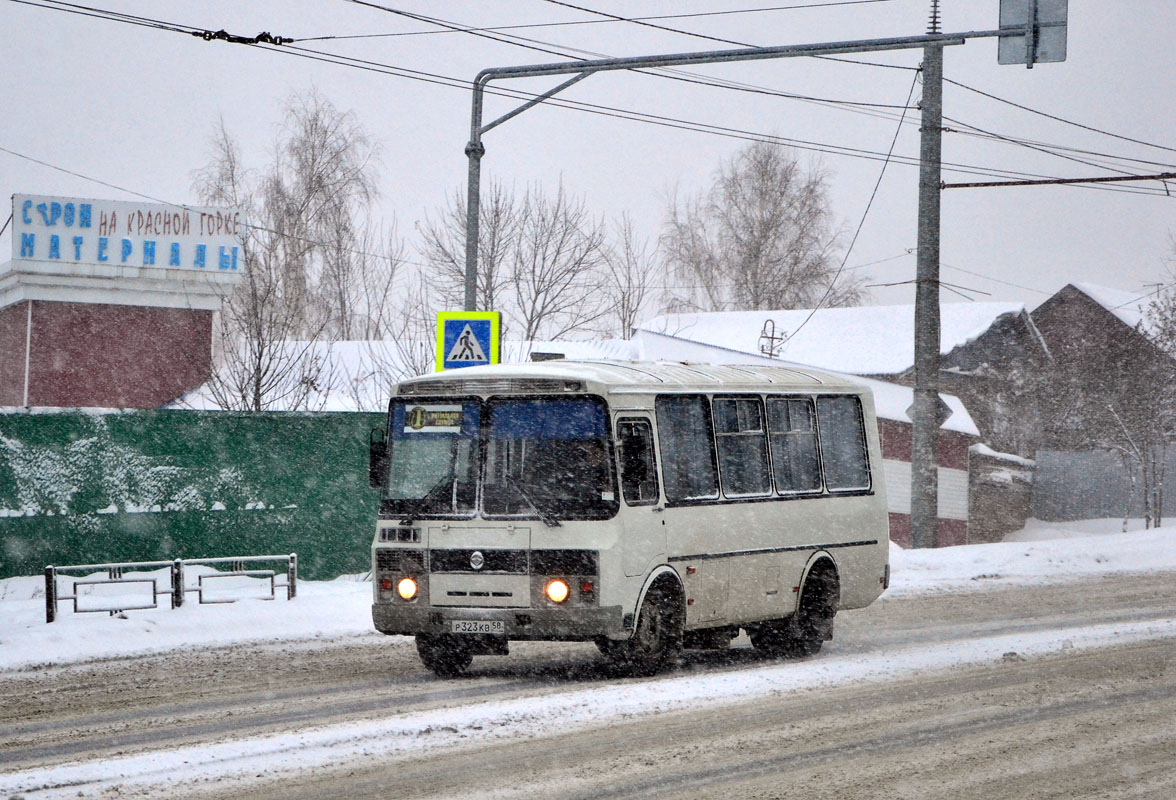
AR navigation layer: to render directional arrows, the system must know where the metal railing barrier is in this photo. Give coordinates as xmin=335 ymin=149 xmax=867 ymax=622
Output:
xmin=44 ymin=553 xmax=297 ymax=623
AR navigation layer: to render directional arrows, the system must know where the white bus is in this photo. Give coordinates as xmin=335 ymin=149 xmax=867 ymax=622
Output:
xmin=369 ymin=360 xmax=890 ymax=677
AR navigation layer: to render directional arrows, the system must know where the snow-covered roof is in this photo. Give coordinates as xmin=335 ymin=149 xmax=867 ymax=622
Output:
xmin=502 ymin=339 xmax=639 ymax=362
xmin=1069 ymin=283 xmax=1152 ymax=331
xmin=634 ymin=302 xmax=1027 ymax=376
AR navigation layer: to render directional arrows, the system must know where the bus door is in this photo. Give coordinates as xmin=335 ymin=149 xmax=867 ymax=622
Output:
xmin=615 ymin=416 xmax=665 ymax=577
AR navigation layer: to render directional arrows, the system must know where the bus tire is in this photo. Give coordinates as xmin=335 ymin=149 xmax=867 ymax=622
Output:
xmin=601 ymin=579 xmax=684 ymax=677
xmin=416 ymin=633 xmax=473 ymax=677
xmin=749 ymin=563 xmax=839 ymax=659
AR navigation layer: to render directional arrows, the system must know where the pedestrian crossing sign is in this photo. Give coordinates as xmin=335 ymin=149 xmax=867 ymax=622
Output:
xmin=436 ymin=311 xmax=501 ymax=371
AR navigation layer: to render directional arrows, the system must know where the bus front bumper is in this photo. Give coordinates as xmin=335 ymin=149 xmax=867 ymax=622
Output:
xmin=372 ymin=602 xmax=626 ymax=641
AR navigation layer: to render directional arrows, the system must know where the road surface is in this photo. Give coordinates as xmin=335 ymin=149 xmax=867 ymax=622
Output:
xmin=2 ymin=573 xmax=1174 ymax=798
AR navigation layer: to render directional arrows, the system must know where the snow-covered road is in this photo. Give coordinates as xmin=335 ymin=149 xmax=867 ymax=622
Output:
xmin=2 ymin=520 xmax=1175 ymax=798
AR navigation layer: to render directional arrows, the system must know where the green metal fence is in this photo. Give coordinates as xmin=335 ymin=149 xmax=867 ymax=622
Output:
xmin=0 ymin=410 xmax=383 ymax=581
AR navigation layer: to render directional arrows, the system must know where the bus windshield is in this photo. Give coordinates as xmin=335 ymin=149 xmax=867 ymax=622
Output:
xmin=384 ymin=400 xmax=480 ymax=518
xmin=382 ymin=396 xmax=617 ymax=521
xmin=483 ymin=397 xmax=617 ymax=521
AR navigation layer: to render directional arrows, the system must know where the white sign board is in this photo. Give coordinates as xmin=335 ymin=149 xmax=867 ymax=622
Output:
xmin=998 ymin=0 xmax=1068 ymax=66
xmin=11 ymin=194 xmax=246 ymax=273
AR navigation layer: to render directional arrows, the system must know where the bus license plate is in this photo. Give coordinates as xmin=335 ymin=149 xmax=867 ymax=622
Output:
xmin=450 ymin=620 xmax=504 ymax=634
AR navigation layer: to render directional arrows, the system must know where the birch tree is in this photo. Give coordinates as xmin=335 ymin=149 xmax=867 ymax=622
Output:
xmin=600 ymin=213 xmax=660 ymax=339
xmin=661 ymin=140 xmax=860 ymax=313
xmin=192 ymin=90 xmax=395 ymax=410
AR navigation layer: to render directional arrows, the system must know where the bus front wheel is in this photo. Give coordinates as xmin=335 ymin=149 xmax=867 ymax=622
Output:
xmin=599 ymin=580 xmax=683 ymax=677
xmin=416 ymin=633 xmax=473 ymax=677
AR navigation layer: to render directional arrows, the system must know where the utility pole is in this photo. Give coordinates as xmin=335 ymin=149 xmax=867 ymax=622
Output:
xmin=460 ymin=3 xmax=1067 ymax=548
xmin=910 ymin=4 xmax=945 ymax=549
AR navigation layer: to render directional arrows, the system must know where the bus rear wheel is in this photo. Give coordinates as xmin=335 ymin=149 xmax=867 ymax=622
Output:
xmin=749 ymin=565 xmax=838 ymax=659
xmin=600 ymin=580 xmax=683 ymax=677
xmin=416 ymin=633 xmax=473 ymax=677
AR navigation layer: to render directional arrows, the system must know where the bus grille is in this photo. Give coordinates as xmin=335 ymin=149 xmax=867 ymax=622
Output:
xmin=376 ymin=548 xmax=425 ymax=573
xmin=430 ymin=549 xmax=528 ymax=574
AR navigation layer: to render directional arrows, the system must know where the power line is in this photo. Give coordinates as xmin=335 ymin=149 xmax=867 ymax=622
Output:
xmin=5 ymin=0 xmax=1015 ymax=189
xmin=536 ymin=0 xmax=915 ymax=71
xmin=342 ymin=0 xmax=915 ymax=110
xmin=541 ymin=0 xmax=774 ymax=49
xmin=12 ymin=0 xmax=1175 ymax=200
xmin=938 ymin=259 xmax=1053 ymax=297
xmin=320 ymin=3 xmax=1172 ymax=195
xmin=945 ymin=76 xmax=1176 ymax=156
xmin=946 ymin=127 xmax=1176 ymax=173
xmin=299 ymin=1 xmax=898 ymax=42
xmin=783 ymin=70 xmax=919 ymax=343
xmin=943 ymin=115 xmax=1140 ymax=178
xmin=942 ymin=170 xmax=1176 ymax=191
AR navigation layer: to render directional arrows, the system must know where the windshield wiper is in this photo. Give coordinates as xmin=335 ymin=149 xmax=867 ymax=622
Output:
xmin=396 ymin=476 xmax=453 ymax=525
xmin=502 ymin=474 xmax=561 ymax=527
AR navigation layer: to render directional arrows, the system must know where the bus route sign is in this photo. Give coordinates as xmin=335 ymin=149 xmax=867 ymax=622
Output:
xmin=436 ymin=311 xmax=501 ymax=371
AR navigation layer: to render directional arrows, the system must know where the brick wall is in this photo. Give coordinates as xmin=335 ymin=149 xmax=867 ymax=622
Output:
xmin=0 ymin=302 xmax=27 ymax=406
xmin=21 ymin=300 xmax=211 ymax=408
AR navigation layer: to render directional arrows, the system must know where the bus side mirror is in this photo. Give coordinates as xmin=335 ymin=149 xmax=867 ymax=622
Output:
xmin=369 ymin=428 xmax=389 ymax=488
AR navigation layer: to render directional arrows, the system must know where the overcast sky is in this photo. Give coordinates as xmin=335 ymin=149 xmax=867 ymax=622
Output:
xmin=3 ymin=0 xmax=1175 ymax=315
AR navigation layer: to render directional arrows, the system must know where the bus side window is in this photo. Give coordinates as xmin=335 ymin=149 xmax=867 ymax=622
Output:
xmin=655 ymin=395 xmax=720 ymax=502
xmin=766 ymin=396 xmax=822 ymax=494
xmin=816 ymin=395 xmax=871 ymax=492
xmin=617 ymin=419 xmax=660 ymax=505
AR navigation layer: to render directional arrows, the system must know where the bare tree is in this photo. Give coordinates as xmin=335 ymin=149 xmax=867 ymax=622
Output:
xmin=661 ymin=140 xmax=859 ymax=313
xmin=341 ymin=272 xmax=439 ymax=409
xmin=1041 ymin=294 xmax=1176 ymax=529
xmin=600 ymin=213 xmax=660 ymax=339
xmin=267 ymin=90 xmax=380 ymax=336
xmin=419 ymin=180 xmax=519 ymax=327
xmin=324 ymin=222 xmax=406 ymax=341
xmin=511 ymin=183 xmax=608 ymax=341
xmin=420 ymin=179 xmax=609 ymax=343
xmin=191 ymin=91 xmax=386 ymax=410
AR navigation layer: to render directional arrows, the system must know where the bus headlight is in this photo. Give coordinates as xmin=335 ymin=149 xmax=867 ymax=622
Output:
xmin=397 ymin=577 xmax=418 ymax=600
xmin=545 ymin=578 xmax=570 ymax=604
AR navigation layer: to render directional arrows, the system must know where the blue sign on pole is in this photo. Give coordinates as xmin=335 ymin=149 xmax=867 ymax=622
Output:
xmin=436 ymin=311 xmax=501 ymax=371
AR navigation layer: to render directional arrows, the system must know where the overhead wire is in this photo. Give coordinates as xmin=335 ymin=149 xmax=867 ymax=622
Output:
xmin=342 ymin=0 xmax=916 ymax=111
xmin=945 ymin=76 xmax=1176 ymax=157
xmin=300 ymin=0 xmax=900 ymax=42
xmin=328 ymin=2 xmax=1172 ymax=195
xmin=10 ymin=0 xmax=1176 ymax=201
xmin=938 ymin=259 xmax=1053 ymax=297
xmin=536 ymin=0 xmax=913 ymax=71
xmin=945 ymin=127 xmax=1176 ymax=173
xmin=943 ymin=115 xmax=1141 ymax=178
xmin=8 ymin=0 xmax=197 ymax=34
xmin=781 ymin=69 xmax=919 ymax=342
